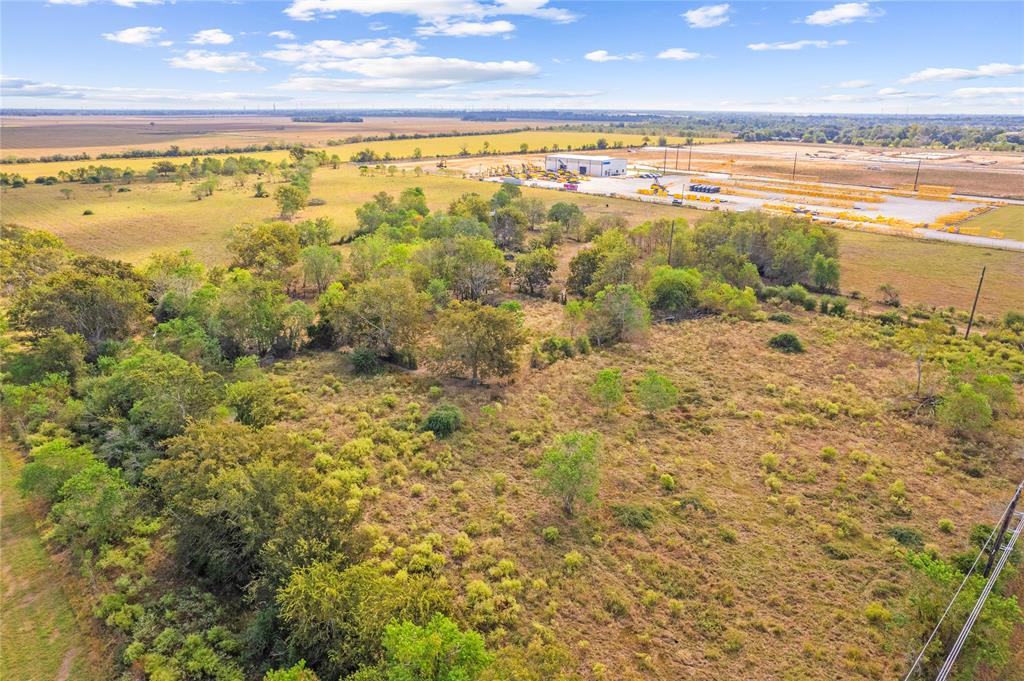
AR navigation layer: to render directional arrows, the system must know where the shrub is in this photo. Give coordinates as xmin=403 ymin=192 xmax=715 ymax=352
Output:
xmin=820 ymin=447 xmax=838 ymax=462
xmin=864 ymin=601 xmax=891 ymax=626
xmin=350 ymin=346 xmax=381 ymax=375
xmin=590 ymin=368 xmax=624 ymax=411
xmin=612 ymin=504 xmax=655 ymax=530
xmin=82 ymin=209 xmax=95 ymax=215
xmin=422 ymin=403 xmax=464 ymax=437
xmin=887 ymin=526 xmax=924 ymax=550
xmin=563 ymin=550 xmax=584 ymax=574
xmin=938 ymin=519 xmax=955 ymax=534
xmin=635 ymin=369 xmax=679 ymax=416
xmin=768 ymin=312 xmax=792 ymax=324
xmin=937 ymin=383 xmax=993 ymax=438
xmin=659 ymin=473 xmax=676 ymax=491
xmin=768 ymin=333 xmax=805 ymax=354
xmin=541 ymin=526 xmax=559 ymax=543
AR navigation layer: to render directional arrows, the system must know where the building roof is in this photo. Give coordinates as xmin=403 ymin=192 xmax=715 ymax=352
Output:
xmin=545 ymin=153 xmax=621 ymax=162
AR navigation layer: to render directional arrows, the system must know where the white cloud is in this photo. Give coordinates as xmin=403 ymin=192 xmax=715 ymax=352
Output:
xmin=682 ymin=4 xmax=730 ymax=28
xmin=901 ymin=62 xmax=1024 ymax=83
xmin=1 ymin=76 xmax=288 ymax=104
xmin=584 ymin=50 xmax=642 ymax=62
xmin=748 ymin=39 xmax=848 ymax=51
xmin=416 ymin=20 xmax=515 ymax=37
xmin=269 ymin=30 xmax=297 ymax=39
xmin=283 ymin=0 xmax=576 ymax=24
xmin=838 ymin=79 xmax=872 ymax=88
xmin=102 ymin=26 xmax=165 ymax=45
xmin=190 ymin=29 xmax=234 ymax=45
xmin=805 ymin=2 xmax=881 ymax=26
xmin=274 ymin=56 xmax=538 ymax=92
xmin=951 ymin=86 xmax=1024 ymax=99
xmin=368 ymin=22 xmax=388 ymax=31
xmin=168 ymin=50 xmax=265 ymax=73
xmin=657 ymin=48 xmax=701 ymax=61
xmin=264 ymin=38 xmax=419 ymax=68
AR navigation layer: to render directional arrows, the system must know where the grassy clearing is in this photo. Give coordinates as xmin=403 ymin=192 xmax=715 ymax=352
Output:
xmin=959 ymin=205 xmax=1024 ymax=242
xmin=0 ymin=166 xmax=701 ymax=264
xmin=270 ymin=305 xmax=1022 ymax=679
xmin=0 ymin=448 xmax=109 ymax=681
xmin=835 ymin=229 xmax=1023 ymax=318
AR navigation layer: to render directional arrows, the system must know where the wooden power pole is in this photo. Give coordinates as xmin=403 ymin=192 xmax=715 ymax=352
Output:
xmin=964 ymin=266 xmax=986 ymax=339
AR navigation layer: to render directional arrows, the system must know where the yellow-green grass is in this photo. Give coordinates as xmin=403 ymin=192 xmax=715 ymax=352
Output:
xmin=269 ymin=307 xmax=1023 ymax=679
xmin=3 ymin=132 xmax=728 ymax=180
xmin=0 ymin=166 xmax=701 ymax=264
xmin=958 ymin=205 xmax=1024 ymax=242
xmin=836 ymin=229 xmax=1024 ymax=318
xmin=1 ymin=448 xmax=109 ymax=681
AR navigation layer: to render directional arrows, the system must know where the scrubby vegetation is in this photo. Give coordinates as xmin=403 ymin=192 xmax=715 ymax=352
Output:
xmin=2 ymin=173 xmax=1022 ymax=681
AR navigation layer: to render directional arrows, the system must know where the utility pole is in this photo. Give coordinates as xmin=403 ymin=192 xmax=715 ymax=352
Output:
xmin=687 ymin=143 xmax=694 ymax=172
xmin=791 ymin=152 xmax=798 ymax=182
xmin=983 ymin=485 xmax=1021 ymax=578
xmin=674 ymin=144 xmax=680 ymax=170
xmin=662 ymin=146 xmax=668 ymax=175
xmin=912 ymin=159 xmax=922 ymax=192
xmin=964 ymin=266 xmax=986 ymax=339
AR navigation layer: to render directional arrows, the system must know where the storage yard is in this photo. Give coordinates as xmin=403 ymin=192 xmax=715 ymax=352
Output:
xmin=475 ymin=152 xmax=1024 ymax=251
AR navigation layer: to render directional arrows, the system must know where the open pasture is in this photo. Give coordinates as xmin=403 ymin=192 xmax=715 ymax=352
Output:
xmin=958 ymin=205 xmax=1024 ymax=242
xmin=0 ymin=115 xmax=566 ymax=158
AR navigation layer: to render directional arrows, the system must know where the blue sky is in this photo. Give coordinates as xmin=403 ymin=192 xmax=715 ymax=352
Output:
xmin=1 ymin=1 xmax=1022 ymax=112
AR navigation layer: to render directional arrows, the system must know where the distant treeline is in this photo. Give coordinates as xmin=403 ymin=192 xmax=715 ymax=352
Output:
xmin=563 ymin=113 xmax=1024 ymax=151
xmin=291 ymin=115 xmax=364 ymax=123
xmin=1 ymin=142 xmax=298 ymax=166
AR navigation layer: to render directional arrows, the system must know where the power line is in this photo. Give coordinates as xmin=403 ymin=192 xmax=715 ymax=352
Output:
xmin=902 ymin=481 xmax=1024 ymax=680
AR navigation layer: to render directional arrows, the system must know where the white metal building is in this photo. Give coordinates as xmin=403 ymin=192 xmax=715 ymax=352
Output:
xmin=545 ymin=153 xmax=626 ymax=177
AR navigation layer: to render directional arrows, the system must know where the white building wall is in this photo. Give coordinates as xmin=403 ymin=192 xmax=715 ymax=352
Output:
xmin=544 ymin=155 xmax=626 ymax=177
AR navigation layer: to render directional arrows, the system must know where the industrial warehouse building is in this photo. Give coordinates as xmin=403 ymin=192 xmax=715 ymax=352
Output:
xmin=544 ymin=153 xmax=626 ymax=177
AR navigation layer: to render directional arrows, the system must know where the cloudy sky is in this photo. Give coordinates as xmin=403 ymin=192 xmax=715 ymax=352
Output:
xmin=1 ymin=1 xmax=1022 ymax=113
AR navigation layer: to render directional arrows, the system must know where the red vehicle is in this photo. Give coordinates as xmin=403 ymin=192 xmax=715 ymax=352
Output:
xmin=563 ymin=183 xmax=578 ymax=191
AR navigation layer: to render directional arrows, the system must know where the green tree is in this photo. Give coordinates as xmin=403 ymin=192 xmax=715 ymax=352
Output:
xmin=49 ymin=460 xmax=131 ymax=552
xmin=937 ymin=382 xmax=993 ymax=438
xmin=536 ymin=431 xmax=601 ymax=517
xmin=512 ymin=197 xmax=546 ymax=229
xmin=635 ymin=369 xmax=679 ymax=417
xmin=513 ymin=248 xmax=556 ymax=296
xmin=227 ymin=220 xmax=301 ymax=279
xmin=566 ymin=249 xmax=602 ymax=297
xmin=210 ymin=269 xmax=293 ymax=357
xmin=297 ymin=216 xmax=334 ymax=247
xmin=811 ymin=253 xmax=840 ymax=292
xmin=585 ymin=285 xmax=650 ymax=346
xmin=10 ymin=268 xmax=149 ymax=353
xmin=646 ymin=266 xmax=702 ymax=314
xmin=448 ymin=237 xmax=505 ymax=301
xmin=301 ymin=245 xmax=342 ymax=293
xmin=264 ymin=661 xmax=320 ymax=681
xmin=434 ymin=300 xmax=527 ymax=384
xmin=448 ymin=193 xmax=490 ymax=223
xmin=590 ymin=368 xmax=624 ymax=412
xmin=547 ymin=203 xmax=585 ymax=240
xmin=380 ymin=614 xmax=491 ymax=681
xmin=331 ymin=276 xmax=430 ymax=358
xmin=18 ymin=438 xmax=96 ymax=504
xmin=276 ymin=184 xmax=309 ymax=219
xmin=489 ymin=206 xmax=528 ymax=251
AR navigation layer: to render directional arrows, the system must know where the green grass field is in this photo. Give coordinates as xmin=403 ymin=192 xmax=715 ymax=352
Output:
xmin=2 ymin=131 xmax=728 ymax=180
xmin=1 ymin=449 xmax=108 ymax=681
xmin=958 ymin=205 xmax=1024 ymax=242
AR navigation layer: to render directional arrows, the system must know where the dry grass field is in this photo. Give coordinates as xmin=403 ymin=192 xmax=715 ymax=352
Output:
xmin=267 ymin=305 xmax=1023 ymax=680
xmin=0 ymin=115 xmax=566 ymax=157
xmin=628 ymin=143 xmax=1024 ymax=200
xmin=1 ymin=448 xmax=109 ymax=681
